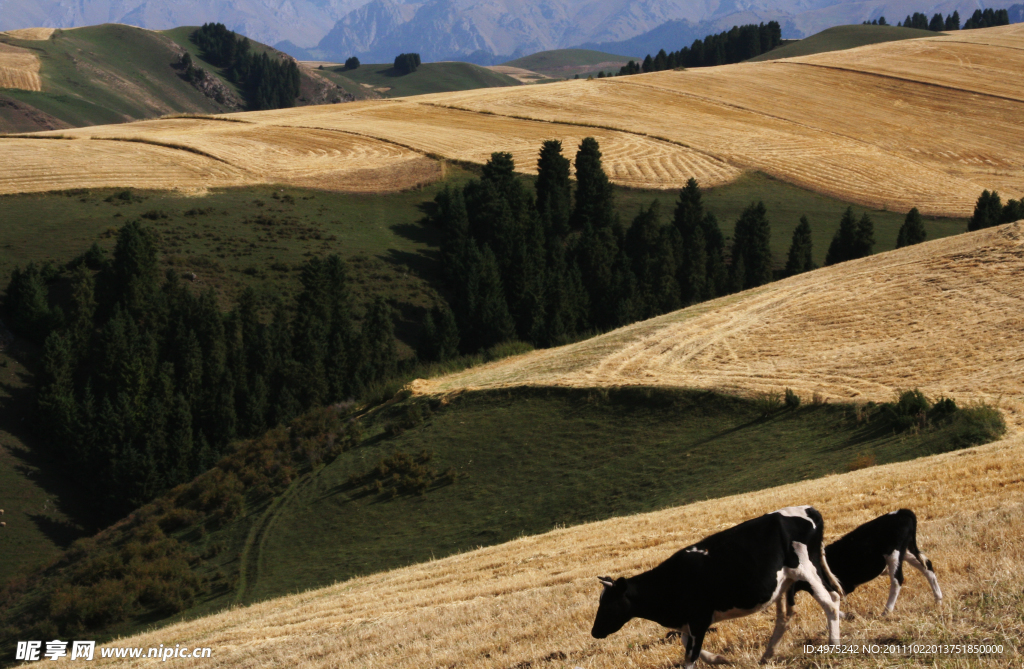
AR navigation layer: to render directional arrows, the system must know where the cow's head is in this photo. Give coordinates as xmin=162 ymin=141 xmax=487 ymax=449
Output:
xmin=591 ymin=576 xmax=634 ymax=639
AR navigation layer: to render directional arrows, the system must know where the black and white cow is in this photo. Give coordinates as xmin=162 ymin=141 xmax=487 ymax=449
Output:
xmin=788 ymin=508 xmax=942 ymax=615
xmin=591 ymin=506 xmax=842 ymax=667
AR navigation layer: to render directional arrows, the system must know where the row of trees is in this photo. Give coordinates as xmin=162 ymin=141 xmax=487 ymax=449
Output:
xmin=621 ymin=21 xmax=783 ymax=75
xmin=968 ymin=190 xmax=1024 ymax=231
xmin=421 ymin=139 xmax=925 ymax=361
xmin=897 ymin=8 xmax=1010 ymax=30
xmin=190 ymin=23 xmax=301 ymax=111
xmin=394 ymin=53 xmax=422 ymax=74
xmin=4 ymin=225 xmax=398 ymax=522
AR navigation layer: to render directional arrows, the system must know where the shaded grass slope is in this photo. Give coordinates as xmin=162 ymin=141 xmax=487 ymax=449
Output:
xmin=316 ymin=61 xmax=520 ymax=98
xmin=502 ymin=49 xmax=637 ymax=79
xmin=747 ymin=24 xmax=938 ymax=62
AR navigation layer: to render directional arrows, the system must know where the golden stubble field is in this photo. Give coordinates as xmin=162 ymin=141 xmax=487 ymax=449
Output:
xmin=0 ymin=41 xmax=41 ymax=91
xmin=1 ymin=25 xmax=1022 ymax=210
xmin=66 ymin=432 xmax=1024 ymax=668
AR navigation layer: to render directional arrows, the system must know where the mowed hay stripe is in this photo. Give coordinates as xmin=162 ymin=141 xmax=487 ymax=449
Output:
xmin=0 ymin=42 xmax=41 ymax=91
xmin=63 ymin=433 xmax=1024 ymax=668
xmin=619 ymin=63 xmax=1024 ymax=194
xmin=414 ymin=222 xmax=1024 ymax=427
xmin=0 ymin=138 xmax=249 ymax=193
xmin=2 ymin=120 xmax=437 ymax=194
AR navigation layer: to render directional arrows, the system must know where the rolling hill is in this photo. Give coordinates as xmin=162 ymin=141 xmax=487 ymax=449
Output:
xmin=37 ymin=220 xmax=1024 ymax=669
xmin=500 ymin=48 xmax=638 ymax=79
xmin=0 ymin=24 xmax=348 ymax=133
xmin=747 ymin=24 xmax=939 ymax=62
xmin=314 ymin=60 xmax=519 ymax=98
xmin=1 ymin=24 xmax=1021 ymax=215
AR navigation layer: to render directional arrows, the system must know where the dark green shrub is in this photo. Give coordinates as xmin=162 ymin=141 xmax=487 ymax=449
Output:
xmin=949 ymin=403 xmax=1006 ymax=447
xmin=884 ymin=389 xmax=931 ymax=432
xmin=755 ymin=391 xmax=782 ymax=417
xmin=784 ymin=388 xmax=800 ymax=409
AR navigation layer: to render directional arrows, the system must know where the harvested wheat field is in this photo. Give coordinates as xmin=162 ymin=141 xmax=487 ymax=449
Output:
xmin=415 ymin=221 xmax=1024 ymax=428
xmin=63 ymin=434 xmax=1024 ymax=668
xmin=0 ymin=28 xmax=55 ymax=41
xmin=2 ymin=25 xmax=1023 ymax=209
xmin=0 ymin=41 xmax=41 ymax=91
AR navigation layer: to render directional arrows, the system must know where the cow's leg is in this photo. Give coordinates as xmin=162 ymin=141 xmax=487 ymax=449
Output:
xmin=683 ymin=623 xmax=727 ymax=668
xmin=883 ymin=549 xmax=904 ymax=614
xmin=790 ymin=543 xmax=840 ymax=644
xmin=760 ymin=593 xmax=792 ymax=663
xmin=905 ymin=548 xmax=943 ymax=604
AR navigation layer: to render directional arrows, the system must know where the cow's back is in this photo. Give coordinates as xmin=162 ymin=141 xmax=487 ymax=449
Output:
xmin=672 ymin=507 xmax=823 ymax=615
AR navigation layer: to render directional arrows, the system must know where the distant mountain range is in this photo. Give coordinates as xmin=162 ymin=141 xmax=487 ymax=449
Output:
xmin=1 ymin=0 xmax=1021 ymax=64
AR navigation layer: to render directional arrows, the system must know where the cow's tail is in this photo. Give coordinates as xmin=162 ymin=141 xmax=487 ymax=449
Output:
xmin=820 ymin=542 xmax=844 ymax=599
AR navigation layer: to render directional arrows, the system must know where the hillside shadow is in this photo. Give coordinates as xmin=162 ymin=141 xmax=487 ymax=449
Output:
xmin=0 ymin=333 xmax=97 ymax=539
xmin=381 ymin=248 xmax=441 ymax=281
xmin=390 ymin=221 xmax=438 ymax=246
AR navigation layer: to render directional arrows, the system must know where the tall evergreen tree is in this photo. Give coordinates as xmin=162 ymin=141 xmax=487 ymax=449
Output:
xmin=785 ymin=215 xmax=816 ymax=275
xmin=969 ymin=190 xmax=1004 ymax=231
xmin=109 ymin=220 xmax=159 ymax=319
xmin=730 ymin=201 xmax=773 ymax=289
xmin=571 ymin=137 xmax=615 ymax=230
xmin=896 ymin=208 xmax=927 ymax=248
xmin=535 ymin=140 xmax=572 ymax=238
xmin=825 ymin=207 xmax=859 ymax=265
xmin=854 ymin=213 xmax=875 ymax=259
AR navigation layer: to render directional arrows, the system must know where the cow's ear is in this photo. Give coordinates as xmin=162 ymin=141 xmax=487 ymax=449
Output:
xmin=597 ymin=576 xmax=615 ymax=588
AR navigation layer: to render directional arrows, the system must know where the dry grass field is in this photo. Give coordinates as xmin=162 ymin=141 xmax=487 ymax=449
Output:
xmin=414 ymin=222 xmax=1024 ymax=429
xmin=61 ymin=430 xmax=1024 ymax=668
xmin=0 ymin=28 xmax=55 ymax=41
xmin=0 ymin=25 xmax=1021 ymax=209
xmin=0 ymin=42 xmax=41 ymax=91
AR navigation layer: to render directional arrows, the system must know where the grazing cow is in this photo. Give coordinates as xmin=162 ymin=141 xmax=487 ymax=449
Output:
xmin=788 ymin=508 xmax=941 ymax=615
xmin=591 ymin=506 xmax=842 ymax=667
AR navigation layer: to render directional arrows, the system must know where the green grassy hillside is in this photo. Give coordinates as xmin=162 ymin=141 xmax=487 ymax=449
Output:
xmin=502 ymin=48 xmax=637 ymax=79
xmin=0 ymin=24 xmax=338 ymax=133
xmin=0 ymin=384 xmax=999 ymax=651
xmin=748 ymin=24 xmax=938 ymax=62
xmin=0 ymin=25 xmax=225 ymax=132
xmin=316 ymin=61 xmax=519 ymax=98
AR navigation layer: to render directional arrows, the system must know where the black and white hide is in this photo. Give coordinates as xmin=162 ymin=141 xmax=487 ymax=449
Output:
xmin=591 ymin=506 xmax=842 ymax=667
xmin=788 ymin=508 xmax=942 ymax=615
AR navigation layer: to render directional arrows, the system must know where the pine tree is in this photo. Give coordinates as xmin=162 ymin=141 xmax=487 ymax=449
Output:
xmin=571 ymin=137 xmax=614 ymax=230
xmin=825 ymin=207 xmax=859 ymax=265
xmin=969 ymin=190 xmax=1003 ymax=231
xmin=731 ymin=201 xmax=773 ymax=289
xmin=109 ymin=221 xmax=159 ymax=318
xmin=785 ymin=215 xmax=816 ymax=275
xmin=535 ymin=140 xmax=572 ymax=238
xmin=360 ymin=297 xmax=398 ymax=383
xmin=4 ymin=262 xmax=61 ymax=340
xmin=929 ymin=13 xmax=945 ymax=31
xmin=474 ymin=246 xmax=515 ymax=349
xmin=854 ymin=213 xmax=875 ymax=259
xmin=420 ymin=301 xmax=460 ymax=361
xmin=1002 ymin=199 xmax=1024 ymax=224
xmin=896 ymin=208 xmax=927 ymax=248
